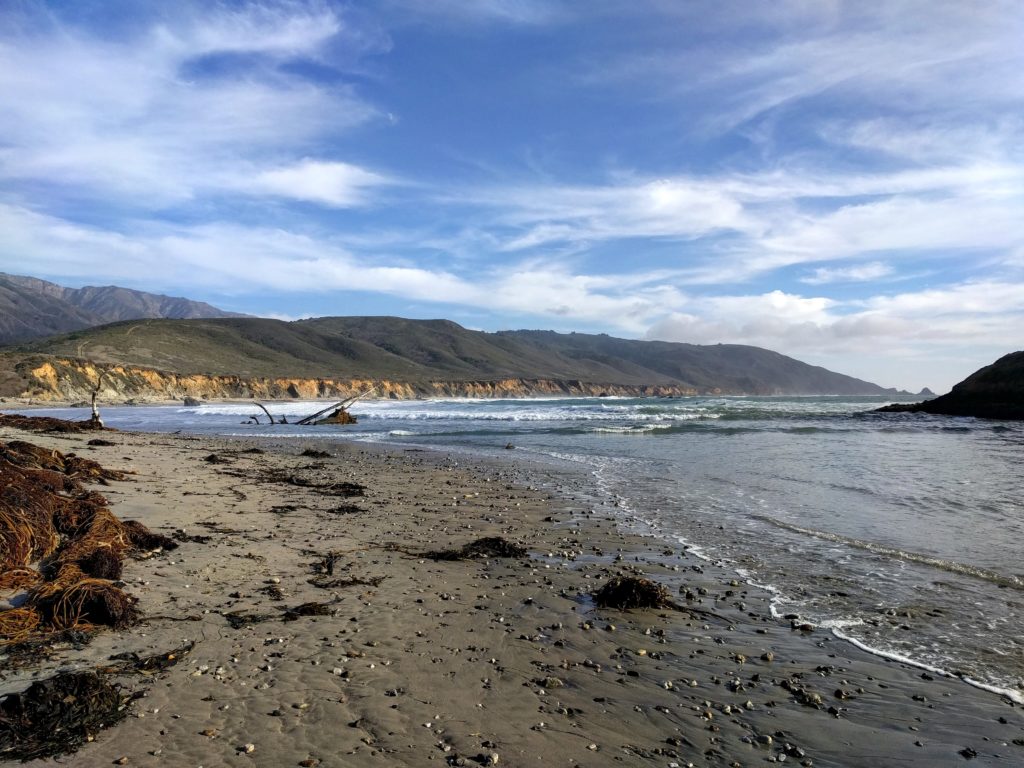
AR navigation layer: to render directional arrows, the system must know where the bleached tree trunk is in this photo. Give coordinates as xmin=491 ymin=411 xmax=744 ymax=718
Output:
xmin=89 ymin=372 xmax=104 ymax=428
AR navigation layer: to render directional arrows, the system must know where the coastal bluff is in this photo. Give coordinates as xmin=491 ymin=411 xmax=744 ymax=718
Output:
xmin=878 ymin=351 xmax=1024 ymax=420
xmin=7 ymin=358 xmax=700 ymax=403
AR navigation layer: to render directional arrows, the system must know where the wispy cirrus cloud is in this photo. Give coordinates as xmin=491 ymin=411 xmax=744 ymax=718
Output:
xmin=801 ymin=262 xmax=893 ymax=285
xmin=0 ymin=1 xmax=386 ymax=208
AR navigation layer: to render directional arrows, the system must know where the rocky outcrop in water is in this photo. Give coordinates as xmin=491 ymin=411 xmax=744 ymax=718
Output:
xmin=876 ymin=352 xmax=1024 ymax=420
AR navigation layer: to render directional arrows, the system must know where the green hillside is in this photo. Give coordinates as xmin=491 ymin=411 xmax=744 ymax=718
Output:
xmin=9 ymin=316 xmax=894 ymax=395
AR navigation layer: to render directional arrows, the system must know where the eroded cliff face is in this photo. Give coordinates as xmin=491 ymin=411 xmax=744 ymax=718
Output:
xmin=16 ymin=359 xmax=699 ymax=402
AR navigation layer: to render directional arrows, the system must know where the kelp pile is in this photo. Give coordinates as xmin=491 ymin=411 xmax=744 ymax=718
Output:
xmin=424 ymin=536 xmax=528 ymax=561
xmin=0 ymin=413 xmax=111 ymax=434
xmin=0 ymin=439 xmax=176 ymax=643
xmin=0 ymin=643 xmax=194 ymax=761
xmin=592 ymin=575 xmax=675 ymax=610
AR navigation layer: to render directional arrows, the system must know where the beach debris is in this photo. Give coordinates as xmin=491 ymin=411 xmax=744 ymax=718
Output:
xmin=107 ymin=641 xmax=195 ymax=674
xmin=327 ymin=503 xmax=365 ymax=515
xmin=0 ymin=439 xmax=174 ymax=644
xmin=309 ymin=575 xmax=385 ymax=590
xmin=222 ymin=611 xmax=275 ymax=629
xmin=0 ymin=413 xmax=112 ymax=433
xmin=0 ymin=671 xmax=127 ymax=761
xmin=300 ymin=449 xmax=332 ymax=458
xmin=295 ymin=386 xmax=377 ymax=426
xmin=312 ymin=551 xmax=343 ymax=576
xmin=282 ymin=601 xmax=333 ymax=621
xmin=423 ymin=536 xmax=528 ymax=561
xmin=592 ymin=576 xmax=674 ymax=610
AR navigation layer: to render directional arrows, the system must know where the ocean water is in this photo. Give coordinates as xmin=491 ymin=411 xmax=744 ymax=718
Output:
xmin=13 ymin=396 xmax=1024 ymax=701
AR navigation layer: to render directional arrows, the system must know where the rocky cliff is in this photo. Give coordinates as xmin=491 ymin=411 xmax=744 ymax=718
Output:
xmin=11 ymin=358 xmax=700 ymax=403
xmin=877 ymin=352 xmax=1024 ymax=420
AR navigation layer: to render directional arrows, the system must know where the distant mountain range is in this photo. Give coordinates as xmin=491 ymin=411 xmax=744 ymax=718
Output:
xmin=5 ymin=314 xmax=909 ymax=399
xmin=0 ymin=273 xmax=244 ymax=344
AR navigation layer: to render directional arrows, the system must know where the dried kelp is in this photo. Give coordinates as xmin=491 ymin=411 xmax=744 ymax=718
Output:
xmin=107 ymin=641 xmax=195 ymax=675
xmin=222 ymin=611 xmax=275 ymax=629
xmin=309 ymin=575 xmax=385 ymax=590
xmin=0 ymin=439 xmax=176 ymax=644
xmin=592 ymin=576 xmax=675 ymax=610
xmin=0 ymin=671 xmax=127 ymax=761
xmin=282 ymin=602 xmax=333 ymax=621
xmin=424 ymin=536 xmax=528 ymax=561
xmin=0 ymin=413 xmax=111 ymax=434
xmin=591 ymin=575 xmax=725 ymax=621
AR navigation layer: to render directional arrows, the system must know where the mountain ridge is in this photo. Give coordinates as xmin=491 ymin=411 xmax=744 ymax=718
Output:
xmin=3 ymin=315 xmax=904 ymax=399
xmin=0 ymin=273 xmax=245 ymax=344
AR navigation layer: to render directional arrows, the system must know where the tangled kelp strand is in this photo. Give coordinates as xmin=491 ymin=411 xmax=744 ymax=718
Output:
xmin=592 ymin=576 xmax=675 ymax=610
xmin=0 ymin=439 xmax=174 ymax=642
xmin=424 ymin=536 xmax=528 ymax=561
xmin=0 ymin=413 xmax=111 ymax=434
xmin=0 ymin=672 xmax=127 ymax=761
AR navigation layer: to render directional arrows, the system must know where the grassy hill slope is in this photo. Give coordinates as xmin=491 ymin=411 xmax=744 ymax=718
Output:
xmin=8 ymin=316 xmax=893 ymax=396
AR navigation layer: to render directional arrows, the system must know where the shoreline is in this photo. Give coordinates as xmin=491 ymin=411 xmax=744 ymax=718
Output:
xmin=0 ymin=425 xmax=1021 ymax=766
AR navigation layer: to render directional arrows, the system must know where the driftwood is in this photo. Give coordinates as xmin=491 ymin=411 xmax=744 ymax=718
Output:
xmin=295 ymin=385 xmax=377 ymax=426
xmin=87 ymin=372 xmax=104 ymax=429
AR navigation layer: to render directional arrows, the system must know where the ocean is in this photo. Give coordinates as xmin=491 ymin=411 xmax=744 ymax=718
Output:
xmin=14 ymin=395 xmax=1024 ymax=702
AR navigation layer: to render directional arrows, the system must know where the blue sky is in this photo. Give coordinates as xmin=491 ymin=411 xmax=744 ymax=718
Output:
xmin=1 ymin=1 xmax=1022 ymax=392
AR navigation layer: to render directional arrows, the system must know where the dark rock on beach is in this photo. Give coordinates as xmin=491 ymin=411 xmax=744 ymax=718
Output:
xmin=876 ymin=351 xmax=1024 ymax=420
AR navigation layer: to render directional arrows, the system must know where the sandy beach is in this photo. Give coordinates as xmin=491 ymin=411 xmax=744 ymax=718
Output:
xmin=1 ymin=424 xmax=1021 ymax=767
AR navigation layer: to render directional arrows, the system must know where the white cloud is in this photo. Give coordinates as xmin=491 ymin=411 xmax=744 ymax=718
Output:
xmin=646 ymin=280 xmax=1024 ymax=390
xmin=0 ymin=2 xmax=382 ymax=208
xmin=0 ymin=203 xmax=679 ymax=331
xmin=382 ymin=0 xmax=566 ymax=26
xmin=802 ymin=262 xmax=893 ymax=284
xmin=249 ymin=160 xmax=390 ymax=207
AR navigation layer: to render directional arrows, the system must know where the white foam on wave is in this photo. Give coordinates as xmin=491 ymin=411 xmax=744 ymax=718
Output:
xmin=831 ymin=627 xmax=1024 ymax=706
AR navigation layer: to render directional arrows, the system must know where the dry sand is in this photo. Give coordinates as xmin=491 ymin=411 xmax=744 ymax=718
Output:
xmin=1 ymin=426 xmax=1021 ymax=767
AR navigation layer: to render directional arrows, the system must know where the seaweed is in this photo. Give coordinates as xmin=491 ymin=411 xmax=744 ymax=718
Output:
xmin=107 ymin=641 xmax=194 ymax=674
xmin=0 ymin=439 xmax=174 ymax=643
xmin=424 ymin=536 xmax=528 ymax=561
xmin=327 ymin=503 xmax=364 ymax=515
xmin=75 ymin=547 xmax=124 ymax=580
xmin=171 ymin=529 xmax=213 ymax=544
xmin=308 ymin=575 xmax=385 ymax=590
xmin=32 ymin=579 xmax=140 ymax=630
xmin=0 ymin=413 xmax=112 ymax=434
xmin=282 ymin=602 xmax=333 ymax=621
xmin=592 ymin=576 xmax=674 ymax=610
xmin=121 ymin=519 xmax=178 ymax=553
xmin=222 ymin=611 xmax=275 ymax=629
xmin=0 ymin=671 xmax=127 ymax=761
xmin=300 ymin=449 xmax=332 ymax=458
xmin=312 ymin=552 xmax=343 ymax=576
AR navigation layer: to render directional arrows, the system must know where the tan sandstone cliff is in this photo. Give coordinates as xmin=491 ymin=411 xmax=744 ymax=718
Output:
xmin=11 ymin=358 xmax=700 ymax=403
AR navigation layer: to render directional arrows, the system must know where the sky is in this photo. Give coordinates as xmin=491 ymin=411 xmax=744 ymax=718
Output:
xmin=1 ymin=1 xmax=1022 ymax=392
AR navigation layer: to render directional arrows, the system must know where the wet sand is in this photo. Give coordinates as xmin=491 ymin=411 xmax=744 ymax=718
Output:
xmin=1 ymin=426 xmax=1021 ymax=767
